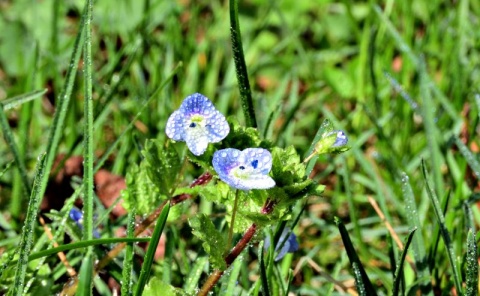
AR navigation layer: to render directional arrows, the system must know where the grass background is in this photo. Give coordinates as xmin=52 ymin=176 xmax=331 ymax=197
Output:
xmin=0 ymin=0 xmax=479 ymax=295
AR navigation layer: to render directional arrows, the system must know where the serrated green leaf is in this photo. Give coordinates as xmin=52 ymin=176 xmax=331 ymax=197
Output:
xmin=271 ymin=146 xmax=305 ymax=186
xmin=143 ymin=139 xmax=181 ymax=195
xmin=122 ymin=162 xmax=165 ymax=215
xmin=143 ymin=276 xmax=187 ymax=296
xmin=189 ymin=214 xmax=226 ymax=270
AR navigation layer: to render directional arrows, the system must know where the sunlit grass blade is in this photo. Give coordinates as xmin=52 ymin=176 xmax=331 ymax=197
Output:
xmin=77 ymin=0 xmax=95 ymax=293
xmin=401 ymin=172 xmax=432 ymax=294
xmin=230 ymin=0 xmax=257 ymax=128
xmin=122 ymin=207 xmax=137 ymax=296
xmin=0 ymin=106 xmax=31 ymax=193
xmin=465 ymin=229 xmax=478 ymax=296
xmin=223 ymin=255 xmax=242 ymax=295
xmin=334 ymin=217 xmax=377 ymax=296
xmin=10 ymin=153 xmax=46 ymax=296
xmin=135 ymin=202 xmax=170 ymax=296
xmin=1 ymin=89 xmax=45 ymax=112
xmin=25 ymin=237 xmax=149 ymax=262
xmin=29 ymin=0 xmax=87 ymax=231
xmin=392 ymin=228 xmax=416 ymax=296
xmin=421 ymin=160 xmax=462 ymax=294
xmin=1 ymin=89 xmax=47 ymax=110
xmin=77 ymin=251 xmax=94 ymax=296
xmin=184 ymin=257 xmax=208 ymax=294
xmin=453 ymin=136 xmax=480 ymax=180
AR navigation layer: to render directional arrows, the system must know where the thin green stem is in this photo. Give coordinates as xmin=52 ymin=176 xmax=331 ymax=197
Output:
xmin=227 ymin=189 xmax=240 ymax=250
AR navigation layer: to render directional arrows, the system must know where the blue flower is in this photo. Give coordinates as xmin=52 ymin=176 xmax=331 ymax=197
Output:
xmin=69 ymin=208 xmax=100 ymax=238
xmin=212 ymin=148 xmax=275 ymax=190
xmin=165 ymin=93 xmax=230 ymax=156
xmin=264 ymin=227 xmax=299 ymax=261
xmin=327 ymin=130 xmax=348 ymax=148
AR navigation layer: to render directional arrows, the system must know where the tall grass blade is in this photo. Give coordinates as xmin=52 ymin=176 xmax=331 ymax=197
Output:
xmin=135 ymin=202 xmax=170 ymax=296
xmin=184 ymin=257 xmax=208 ymax=294
xmin=10 ymin=153 xmax=46 ymax=296
xmin=0 ymin=107 xmax=30 ymax=193
xmin=224 ymin=255 xmax=243 ymax=295
xmin=77 ymin=0 xmax=95 ymax=293
xmin=259 ymin=240 xmax=271 ymax=296
xmin=392 ymin=228 xmax=417 ymax=296
xmin=465 ymin=229 xmax=478 ymax=296
xmin=1 ymin=89 xmax=47 ymax=110
xmin=401 ymin=173 xmax=432 ymax=294
xmin=31 ymin=0 xmax=87 ymax=224
xmin=229 ymin=0 xmax=257 ymax=128
xmin=421 ymin=160 xmax=462 ymax=295
xmin=334 ymin=217 xmax=377 ymax=296
xmin=77 ymin=251 xmax=94 ymax=296
xmin=453 ymin=137 xmax=480 ymax=180
xmin=121 ymin=207 xmax=137 ymax=296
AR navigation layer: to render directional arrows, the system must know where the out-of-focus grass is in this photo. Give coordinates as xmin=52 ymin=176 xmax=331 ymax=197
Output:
xmin=0 ymin=0 xmax=479 ymax=295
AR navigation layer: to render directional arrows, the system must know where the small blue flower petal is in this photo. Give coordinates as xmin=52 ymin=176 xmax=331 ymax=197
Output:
xmin=69 ymin=208 xmax=83 ymax=223
xmin=264 ymin=227 xmax=299 ymax=261
xmin=329 ymin=130 xmax=348 ymax=148
xmin=212 ymin=148 xmax=275 ymax=190
xmin=69 ymin=208 xmax=100 ymax=238
xmin=166 ymin=93 xmax=229 ymax=156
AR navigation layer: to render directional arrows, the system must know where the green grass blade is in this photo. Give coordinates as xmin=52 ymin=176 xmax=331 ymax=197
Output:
xmin=82 ymin=0 xmax=94 ymax=242
xmin=453 ymin=136 xmax=480 ymax=180
xmin=122 ymin=207 xmax=137 ymax=296
xmin=334 ymin=217 xmax=377 ymax=296
xmin=77 ymin=0 xmax=94 ymax=293
xmin=421 ymin=160 xmax=463 ymax=295
xmin=401 ymin=172 xmax=432 ymax=294
xmin=77 ymin=251 xmax=94 ymax=296
xmin=0 ymin=107 xmax=31 ymax=194
xmin=392 ymin=228 xmax=417 ymax=296
xmin=465 ymin=229 xmax=478 ymax=296
xmin=31 ymin=0 xmax=87 ymax=226
xmin=10 ymin=153 xmax=46 ymax=296
xmin=135 ymin=202 xmax=170 ymax=296
xmin=258 ymin=240 xmax=271 ymax=296
xmin=1 ymin=89 xmax=47 ymax=110
xmin=184 ymin=257 xmax=208 ymax=294
xmin=230 ymin=0 xmax=257 ymax=128
xmin=224 ymin=255 xmax=243 ymax=295
xmin=26 ymin=238 xmax=149 ymax=261
xmin=419 ymin=61 xmax=444 ymax=197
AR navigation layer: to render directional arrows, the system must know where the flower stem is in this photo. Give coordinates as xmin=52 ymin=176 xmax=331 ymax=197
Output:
xmin=227 ymin=189 xmax=240 ymax=250
xmin=198 ymin=199 xmax=276 ymax=296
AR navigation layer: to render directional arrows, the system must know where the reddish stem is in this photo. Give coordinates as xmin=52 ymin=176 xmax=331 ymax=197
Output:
xmin=198 ymin=199 xmax=276 ymax=296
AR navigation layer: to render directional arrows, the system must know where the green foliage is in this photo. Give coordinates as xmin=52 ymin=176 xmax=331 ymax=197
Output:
xmin=143 ymin=276 xmax=187 ymax=296
xmin=122 ymin=139 xmax=181 ymax=215
xmin=189 ymin=214 xmax=227 ymax=270
xmin=143 ymin=139 xmax=181 ymax=195
xmin=121 ymin=161 xmax=164 ymax=215
xmin=269 ymin=146 xmax=325 ymax=206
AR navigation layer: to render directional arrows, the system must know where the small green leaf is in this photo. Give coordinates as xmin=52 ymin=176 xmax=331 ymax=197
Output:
xmin=392 ymin=229 xmax=417 ymax=296
xmin=143 ymin=139 xmax=181 ymax=195
xmin=189 ymin=214 xmax=227 ymax=270
xmin=121 ymin=162 xmax=165 ymax=215
xmin=143 ymin=276 xmax=187 ymax=296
